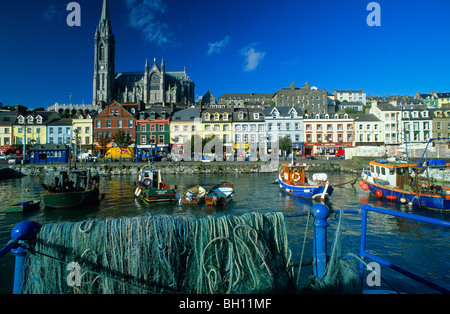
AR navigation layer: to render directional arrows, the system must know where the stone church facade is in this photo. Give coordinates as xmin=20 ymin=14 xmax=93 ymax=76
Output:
xmin=92 ymin=0 xmax=195 ymax=106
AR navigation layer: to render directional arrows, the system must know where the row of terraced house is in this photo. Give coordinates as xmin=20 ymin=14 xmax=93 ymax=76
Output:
xmin=1 ymin=100 xmax=450 ymax=163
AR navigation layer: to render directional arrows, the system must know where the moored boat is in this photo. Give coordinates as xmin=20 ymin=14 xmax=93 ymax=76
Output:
xmin=278 ymin=163 xmax=334 ymax=201
xmin=205 ymin=182 xmax=234 ymax=207
xmin=179 ymin=185 xmax=206 ymax=206
xmin=135 ymin=167 xmax=178 ymax=203
xmin=42 ymin=169 xmax=100 ymax=209
xmin=5 ymin=200 xmax=41 ymax=214
xmin=360 ymin=159 xmax=450 ymax=210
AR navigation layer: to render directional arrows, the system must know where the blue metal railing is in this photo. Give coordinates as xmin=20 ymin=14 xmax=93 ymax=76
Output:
xmin=360 ymin=205 xmax=450 ymax=294
xmin=1 ymin=205 xmax=449 ymax=294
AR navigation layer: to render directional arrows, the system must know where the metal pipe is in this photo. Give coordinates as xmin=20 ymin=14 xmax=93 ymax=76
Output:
xmin=312 ymin=204 xmax=330 ymax=278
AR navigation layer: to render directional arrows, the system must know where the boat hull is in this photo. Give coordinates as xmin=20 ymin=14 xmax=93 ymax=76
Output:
xmin=205 ymin=182 xmax=234 ymax=207
xmin=6 ymin=200 xmax=41 ymax=213
xmin=363 ymin=180 xmax=450 ymax=211
xmin=43 ymin=189 xmax=99 ymax=209
xmin=136 ymin=186 xmax=177 ymax=203
xmin=278 ymin=176 xmax=334 ymax=200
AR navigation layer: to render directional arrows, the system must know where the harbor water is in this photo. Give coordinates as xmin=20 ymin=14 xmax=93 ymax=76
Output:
xmin=0 ymin=171 xmax=449 ymax=294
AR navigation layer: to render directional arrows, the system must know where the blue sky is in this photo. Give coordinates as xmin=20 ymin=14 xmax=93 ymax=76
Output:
xmin=1 ymin=0 xmax=450 ymax=108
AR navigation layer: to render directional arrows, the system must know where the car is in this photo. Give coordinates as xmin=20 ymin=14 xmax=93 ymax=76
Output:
xmin=0 ymin=155 xmax=10 ymax=160
xmin=78 ymin=153 xmax=99 ymax=162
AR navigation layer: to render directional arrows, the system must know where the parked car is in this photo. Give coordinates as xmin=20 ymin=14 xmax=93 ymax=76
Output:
xmin=77 ymin=153 xmax=98 ymax=162
xmin=0 ymin=155 xmax=10 ymax=160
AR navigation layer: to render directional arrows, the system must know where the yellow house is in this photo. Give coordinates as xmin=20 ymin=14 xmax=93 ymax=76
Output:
xmin=170 ymin=108 xmax=201 ymax=153
xmin=201 ymin=108 xmax=233 ymax=154
xmin=13 ymin=112 xmax=58 ymax=145
xmin=436 ymin=93 xmax=450 ymax=108
xmin=72 ymin=113 xmax=95 ymax=153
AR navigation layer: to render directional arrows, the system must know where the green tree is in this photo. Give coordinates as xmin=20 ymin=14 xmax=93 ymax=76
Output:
xmin=113 ymin=130 xmax=134 ymax=163
xmin=279 ymin=136 xmax=292 ymax=157
xmin=97 ymin=133 xmax=112 ymax=158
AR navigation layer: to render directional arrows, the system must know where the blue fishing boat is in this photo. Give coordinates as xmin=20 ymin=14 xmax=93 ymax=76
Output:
xmin=360 ymin=138 xmax=450 ymax=211
xmin=360 ymin=159 xmax=450 ymax=210
xmin=278 ymin=163 xmax=334 ymax=201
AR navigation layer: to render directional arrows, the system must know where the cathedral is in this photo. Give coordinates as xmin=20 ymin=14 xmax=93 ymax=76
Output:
xmin=92 ymin=0 xmax=195 ymax=106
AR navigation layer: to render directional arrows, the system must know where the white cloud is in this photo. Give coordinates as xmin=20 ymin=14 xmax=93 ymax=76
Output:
xmin=206 ymin=35 xmax=231 ymax=56
xmin=43 ymin=4 xmax=66 ymax=20
xmin=241 ymin=44 xmax=265 ymax=71
xmin=124 ymin=0 xmax=172 ymax=45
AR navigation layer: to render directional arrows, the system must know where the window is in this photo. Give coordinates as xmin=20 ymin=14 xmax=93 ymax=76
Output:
xmin=58 ymin=127 xmax=62 ymax=135
xmin=117 ymin=120 xmax=122 ymax=128
xmin=160 ymin=125 xmax=164 ymax=132
xmin=128 ymin=120 xmax=133 ymax=128
xmin=141 ymin=135 xmax=146 ymax=144
xmin=107 ymin=120 xmax=111 ymax=128
xmin=96 ymin=120 xmax=101 ymax=128
xmin=214 ymin=113 xmax=220 ymax=121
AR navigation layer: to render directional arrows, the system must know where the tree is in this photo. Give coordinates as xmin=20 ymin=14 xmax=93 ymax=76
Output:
xmin=97 ymin=133 xmax=112 ymax=158
xmin=279 ymin=136 xmax=292 ymax=157
xmin=113 ymin=130 xmax=134 ymax=163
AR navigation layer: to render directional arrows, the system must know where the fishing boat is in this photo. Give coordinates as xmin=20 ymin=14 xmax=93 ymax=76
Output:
xmin=278 ymin=163 xmax=334 ymax=201
xmin=135 ymin=167 xmax=178 ymax=203
xmin=360 ymin=159 xmax=450 ymax=210
xmin=179 ymin=185 xmax=206 ymax=206
xmin=41 ymin=169 xmax=100 ymax=209
xmin=5 ymin=200 xmax=41 ymax=214
xmin=205 ymin=182 xmax=234 ymax=207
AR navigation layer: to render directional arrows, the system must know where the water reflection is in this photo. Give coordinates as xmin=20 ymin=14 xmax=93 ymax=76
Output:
xmin=0 ymin=171 xmax=449 ymax=293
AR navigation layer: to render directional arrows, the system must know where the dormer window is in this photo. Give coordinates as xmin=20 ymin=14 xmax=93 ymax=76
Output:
xmin=140 ymin=112 xmax=145 ymax=120
xmin=18 ymin=116 xmax=24 ymax=124
xmin=223 ymin=113 xmax=228 ymax=120
xmin=205 ymin=113 xmax=210 ymax=121
xmin=254 ymin=113 xmax=259 ymax=119
xmin=238 ymin=112 xmax=244 ymax=119
xmin=36 ymin=116 xmax=42 ymax=124
xmin=27 ymin=116 xmax=33 ymax=124
xmin=214 ymin=113 xmax=220 ymax=121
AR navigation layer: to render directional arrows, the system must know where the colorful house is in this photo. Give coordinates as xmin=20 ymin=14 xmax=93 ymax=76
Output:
xmin=135 ymin=106 xmax=172 ymax=157
xmin=93 ymin=101 xmax=137 ymax=153
xmin=29 ymin=143 xmax=68 ymax=164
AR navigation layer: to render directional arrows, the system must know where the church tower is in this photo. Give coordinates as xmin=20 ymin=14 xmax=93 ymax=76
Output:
xmin=93 ymin=0 xmax=115 ymax=105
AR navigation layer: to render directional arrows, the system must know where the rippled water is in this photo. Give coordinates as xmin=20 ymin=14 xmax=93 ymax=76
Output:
xmin=0 ymin=171 xmax=449 ymax=293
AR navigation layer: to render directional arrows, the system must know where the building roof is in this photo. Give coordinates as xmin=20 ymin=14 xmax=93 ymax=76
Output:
xmin=30 ymin=143 xmax=67 ymax=151
xmin=171 ymin=108 xmax=200 ymax=121
xmin=350 ymin=114 xmax=381 ymax=122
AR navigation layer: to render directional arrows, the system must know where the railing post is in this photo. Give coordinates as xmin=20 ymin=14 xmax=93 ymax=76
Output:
xmin=9 ymin=221 xmax=42 ymax=294
xmin=312 ymin=203 xmax=330 ymax=278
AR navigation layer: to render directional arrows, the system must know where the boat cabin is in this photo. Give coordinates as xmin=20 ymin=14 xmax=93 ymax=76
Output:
xmin=280 ymin=163 xmax=307 ymax=185
xmin=367 ymin=160 xmax=419 ymax=190
xmin=139 ymin=169 xmax=162 ymax=189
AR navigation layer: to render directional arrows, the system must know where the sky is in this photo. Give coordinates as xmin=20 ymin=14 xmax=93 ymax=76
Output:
xmin=1 ymin=0 xmax=450 ymax=108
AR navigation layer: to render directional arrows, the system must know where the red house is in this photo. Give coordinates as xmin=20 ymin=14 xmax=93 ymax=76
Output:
xmin=93 ymin=101 xmax=137 ymax=152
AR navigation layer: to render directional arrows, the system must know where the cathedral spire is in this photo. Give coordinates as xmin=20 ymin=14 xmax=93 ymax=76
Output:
xmin=101 ymin=0 xmax=110 ymax=21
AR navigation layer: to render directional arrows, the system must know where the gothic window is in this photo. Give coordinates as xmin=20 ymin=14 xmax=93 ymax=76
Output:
xmin=100 ymin=44 xmax=105 ymax=61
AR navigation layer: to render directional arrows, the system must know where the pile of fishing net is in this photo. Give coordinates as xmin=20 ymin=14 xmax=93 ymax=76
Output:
xmin=22 ymin=212 xmax=295 ymax=294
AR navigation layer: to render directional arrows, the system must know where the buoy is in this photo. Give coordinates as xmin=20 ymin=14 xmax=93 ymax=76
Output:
xmin=400 ymin=197 xmax=407 ymax=204
xmin=408 ymin=202 xmax=413 ymax=206
xmin=359 ymin=180 xmax=365 ymax=187
xmin=375 ymin=190 xmax=383 ymax=198
xmin=386 ymin=195 xmax=396 ymax=201
xmin=361 ymin=184 xmax=369 ymax=191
